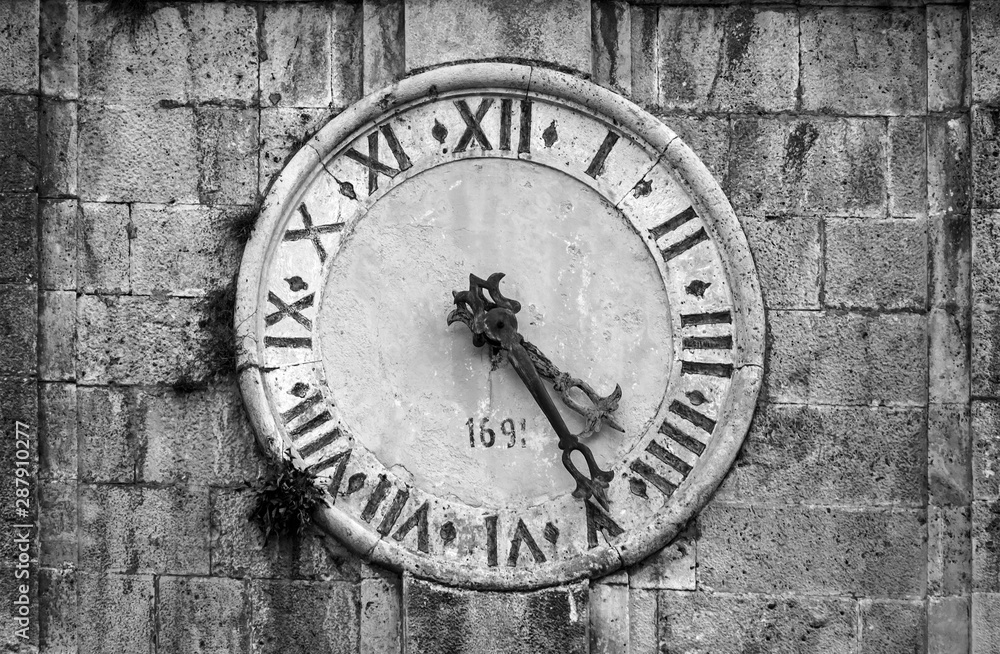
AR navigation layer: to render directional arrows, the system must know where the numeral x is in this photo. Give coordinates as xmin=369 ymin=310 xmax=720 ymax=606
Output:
xmin=284 ymin=204 xmax=343 ymax=263
xmin=454 ymin=99 xmax=494 ymax=152
xmin=266 ymin=292 xmax=314 ymax=330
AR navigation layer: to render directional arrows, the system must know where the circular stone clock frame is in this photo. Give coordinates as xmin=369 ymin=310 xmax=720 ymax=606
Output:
xmin=236 ymin=63 xmax=764 ymax=590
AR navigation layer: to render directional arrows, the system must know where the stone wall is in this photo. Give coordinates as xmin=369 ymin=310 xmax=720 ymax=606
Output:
xmin=0 ymin=0 xmax=997 ymax=652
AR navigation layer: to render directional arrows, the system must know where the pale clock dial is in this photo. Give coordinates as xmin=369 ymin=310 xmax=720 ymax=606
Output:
xmin=236 ymin=64 xmax=764 ymax=589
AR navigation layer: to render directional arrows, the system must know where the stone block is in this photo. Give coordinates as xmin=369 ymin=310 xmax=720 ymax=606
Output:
xmin=930 ymin=211 xmax=971 ymax=404
xmin=824 ymin=218 xmax=927 ymax=311
xmin=38 ymin=568 xmax=76 ymax=654
xmin=0 ymin=193 xmax=37 ymax=284
xmin=331 ymin=3 xmax=362 ymax=108
xmin=661 ymin=114 xmax=729 ymax=184
xmin=658 ymin=6 xmax=797 ymax=112
xmin=590 ymin=581 xmax=628 ymax=654
xmin=928 ymin=5 xmax=969 ymax=112
xmin=39 ymin=382 xmax=76 ymax=481
xmin=76 ymin=385 xmax=133 ymax=483
xmin=929 ymin=116 xmax=971 ymax=219
xmin=186 ymin=3 xmax=257 ymax=104
xmin=928 ymin=505 xmax=972 ymax=597
xmin=0 ymin=284 xmax=38 ymax=376
xmin=630 ymin=5 xmax=658 ymax=108
xmin=738 ymin=214 xmax=820 ymax=310
xmin=79 ymin=484 xmax=210 ymax=574
xmin=130 ymin=204 xmax=244 ymax=297
xmin=728 ymin=117 xmax=887 ymax=218
xmin=973 ymin=593 xmax=1000 ymax=654
xmin=78 ymin=104 xmax=199 ymax=203
xmin=40 ymin=199 xmax=77 ymax=291
xmin=889 ymin=119 xmax=927 ymax=218
xmin=0 ymin=0 xmax=39 ymax=93
xmin=930 ymin=404 xmax=972 ymax=506
xmin=659 ymin=591 xmax=857 ymax=653
xmin=39 ymin=98 xmax=78 ymax=197
xmin=975 ymin=400 xmax=1000 ymax=501
xmin=39 ymin=480 xmax=76 ymax=568
xmin=195 ymin=107 xmax=258 ymax=206
xmin=0 ymin=95 xmax=39 ymax=192
xmin=76 ymin=202 xmax=129 ymax=294
xmin=628 ymin=589 xmax=657 ymax=654
xmin=261 ymin=4 xmax=332 ymax=107
xmin=40 ymin=0 xmax=79 ymax=98
xmin=158 ymin=576 xmax=250 ymax=654
xmin=360 ymin=576 xmax=401 ymax=654
xmin=592 ymin=1 xmax=631 ymax=96
xmin=209 ymin=487 xmax=363 ymax=581
xmin=972 ymin=499 xmax=1000 ymax=592
xmin=39 ymin=290 xmax=75 ymax=381
xmin=931 ymin=305 xmax=971 ymax=405
xmin=364 ymin=0 xmax=404 ymax=94
xmin=929 ymin=596 xmax=970 ymax=654
xmin=973 ymin=305 xmax=1000 ymax=398
xmin=259 ymin=107 xmax=326 ymax=193
xmin=699 ymin=504 xmax=926 ymax=596
xmin=628 ymin=523 xmax=695 ymax=590
xmin=974 ymin=211 xmax=1000 ymax=311
xmin=717 ymin=405 xmax=926 ymax=506
xmin=860 ymin=600 xmax=926 ymax=654
xmin=766 ymin=310 xmax=926 ymax=406
xmin=404 ymin=576 xmax=588 ymax=654
xmin=974 ymin=105 xmax=1000 ymax=211
xmin=77 ymin=573 xmax=154 ymax=654
xmin=972 ymin=2 xmax=1000 ymax=105
xmin=801 ymin=7 xmax=925 ymax=115
xmin=76 ymin=294 xmax=216 ymax=385
xmin=250 ymin=579 xmax=358 ymax=654
xmin=404 ymin=0 xmax=591 ymax=75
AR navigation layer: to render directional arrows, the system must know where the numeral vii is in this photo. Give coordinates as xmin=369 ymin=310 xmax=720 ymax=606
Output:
xmin=680 ymin=310 xmax=733 ymax=378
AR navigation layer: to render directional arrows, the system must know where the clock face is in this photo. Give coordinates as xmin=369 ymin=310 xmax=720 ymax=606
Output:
xmin=236 ymin=64 xmax=764 ymax=589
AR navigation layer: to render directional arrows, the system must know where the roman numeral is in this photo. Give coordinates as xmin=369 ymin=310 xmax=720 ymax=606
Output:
xmin=377 ymin=488 xmax=409 ymax=537
xmin=361 ymin=474 xmax=393 ymax=522
xmin=264 ymin=291 xmax=314 ymax=349
xmin=392 ymin=501 xmax=430 ymax=553
xmin=283 ymin=203 xmax=344 ymax=264
xmin=454 ymin=99 xmax=493 ymax=152
xmin=498 ymin=98 xmax=533 ymax=154
xmin=658 ymin=419 xmax=706 ymax=456
xmin=281 ymin=391 xmax=340 ymax=455
xmin=629 ymin=439 xmax=694 ymax=500
xmin=486 ymin=515 xmax=499 ymax=567
xmin=344 ymin=124 xmax=412 ymax=195
xmin=310 ymin=449 xmax=351 ymax=503
xmin=648 ymin=206 xmax=709 ymax=262
xmin=680 ymin=310 xmax=731 ymax=327
xmin=362 ymin=477 xmax=427 ymax=553
xmin=585 ymin=130 xmax=620 ymax=178
xmin=670 ymin=399 xmax=716 ymax=435
xmin=507 ymin=519 xmax=546 ymax=566
xmin=585 ymin=499 xmax=624 ymax=549
xmin=680 ymin=309 xmax=734 ymax=378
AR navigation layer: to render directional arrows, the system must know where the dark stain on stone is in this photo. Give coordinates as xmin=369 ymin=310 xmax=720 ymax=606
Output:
xmin=685 ymin=279 xmax=711 ymax=297
xmin=596 ymin=1 xmax=620 ymax=86
xmin=782 ymin=122 xmax=819 ymax=178
xmin=542 ymin=120 xmax=558 ymax=148
xmin=289 ymin=381 xmax=309 ymax=397
xmin=724 ymin=6 xmax=755 ymax=68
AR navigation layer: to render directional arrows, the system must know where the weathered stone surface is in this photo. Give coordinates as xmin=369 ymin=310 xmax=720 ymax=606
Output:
xmin=973 ymin=305 xmax=1000 ymax=398
xmin=662 ymin=114 xmax=729 ymax=184
xmin=331 ymin=3 xmax=362 ymax=108
xmin=0 ymin=0 xmax=39 ymax=93
xmin=77 ymin=202 xmax=129 ymax=293
xmin=404 ymin=0 xmax=591 ymax=75
xmin=972 ymin=499 xmax=1000 ymax=592
xmin=405 ymin=577 xmax=588 ymax=654
xmin=38 ymin=568 xmax=76 ymax=654
xmin=930 ymin=404 xmax=972 ymax=506
xmin=699 ymin=504 xmax=926 ymax=596
xmin=364 ymin=0 xmax=404 ymax=94
xmin=250 ymin=579 xmax=359 ymax=654
xmin=929 ymin=596 xmax=969 ymax=654
xmin=974 ymin=211 xmax=1000 ymax=311
xmin=717 ymin=405 xmax=926 ymax=505
xmin=889 ymin=119 xmax=927 ymax=218
xmin=79 ymin=484 xmax=210 ymax=574
xmin=39 ymin=291 xmax=75 ymax=381
xmin=0 ymin=284 xmax=38 ymax=376
xmin=629 ymin=523 xmax=696 ymax=590
xmin=590 ymin=581 xmax=628 ymax=654
xmin=766 ymin=311 xmax=927 ymax=405
xmin=928 ymin=505 xmax=972 ymax=597
xmin=975 ymin=400 xmax=1000 ymax=501
xmin=728 ymin=117 xmax=886 ymax=218
xmin=130 ymin=204 xmax=243 ymax=296
xmin=629 ymin=589 xmax=657 ymax=654
xmin=860 ymin=600 xmax=926 ymax=654
xmin=39 ymin=382 xmax=76 ymax=481
xmin=929 ymin=116 xmax=971 ymax=219
xmin=824 ymin=218 xmax=927 ymax=310
xmin=928 ymin=5 xmax=968 ymax=112
xmin=0 ymin=193 xmax=37 ymax=284
xmin=76 ymin=385 xmax=133 ymax=483
xmin=76 ymin=294 xmax=216 ymax=385
xmin=39 ymin=99 xmax=78 ymax=198
xmin=39 ymin=0 xmax=78 ymax=98
xmin=158 ymin=576 xmax=250 ymax=654
xmin=360 ymin=576 xmax=401 ymax=654
xmin=195 ymin=107 xmax=258 ymax=206
xmin=658 ymin=6 xmax=797 ymax=112
xmin=40 ymin=199 xmax=77 ymax=291
xmin=209 ymin=487 xmax=363 ymax=581
xmin=259 ymin=107 xmax=326 ymax=193
xmin=973 ymin=106 xmax=1000 ymax=210
xmin=738 ymin=214 xmax=820 ymax=309
xmin=971 ymin=1 xmax=1000 ymax=105
xmin=39 ymin=480 xmax=76 ymax=568
xmin=261 ymin=4 xmax=331 ymax=107
xmin=186 ymin=3 xmax=257 ymax=104
xmin=629 ymin=5 xmax=658 ymax=108
xmin=0 ymin=563 xmax=37 ymax=649
xmin=592 ymin=0 xmax=631 ymax=96
xmin=0 ymin=95 xmax=39 ymax=192
xmin=77 ymin=573 xmax=154 ymax=654
xmin=801 ymin=7 xmax=925 ymax=115
xmin=972 ymin=593 xmax=1000 ymax=654
xmin=930 ymin=211 xmax=971 ymax=404
xmin=78 ymin=104 xmax=199 ymax=203
xmin=659 ymin=591 xmax=857 ymax=653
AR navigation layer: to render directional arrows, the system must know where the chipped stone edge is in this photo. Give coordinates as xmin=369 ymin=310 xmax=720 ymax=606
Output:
xmin=235 ymin=62 xmax=764 ymax=590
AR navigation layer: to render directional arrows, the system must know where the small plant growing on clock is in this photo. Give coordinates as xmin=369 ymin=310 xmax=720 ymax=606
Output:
xmin=248 ymin=453 xmax=326 ymax=545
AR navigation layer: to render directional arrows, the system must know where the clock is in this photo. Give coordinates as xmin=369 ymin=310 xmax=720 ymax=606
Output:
xmin=235 ymin=63 xmax=764 ymax=589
